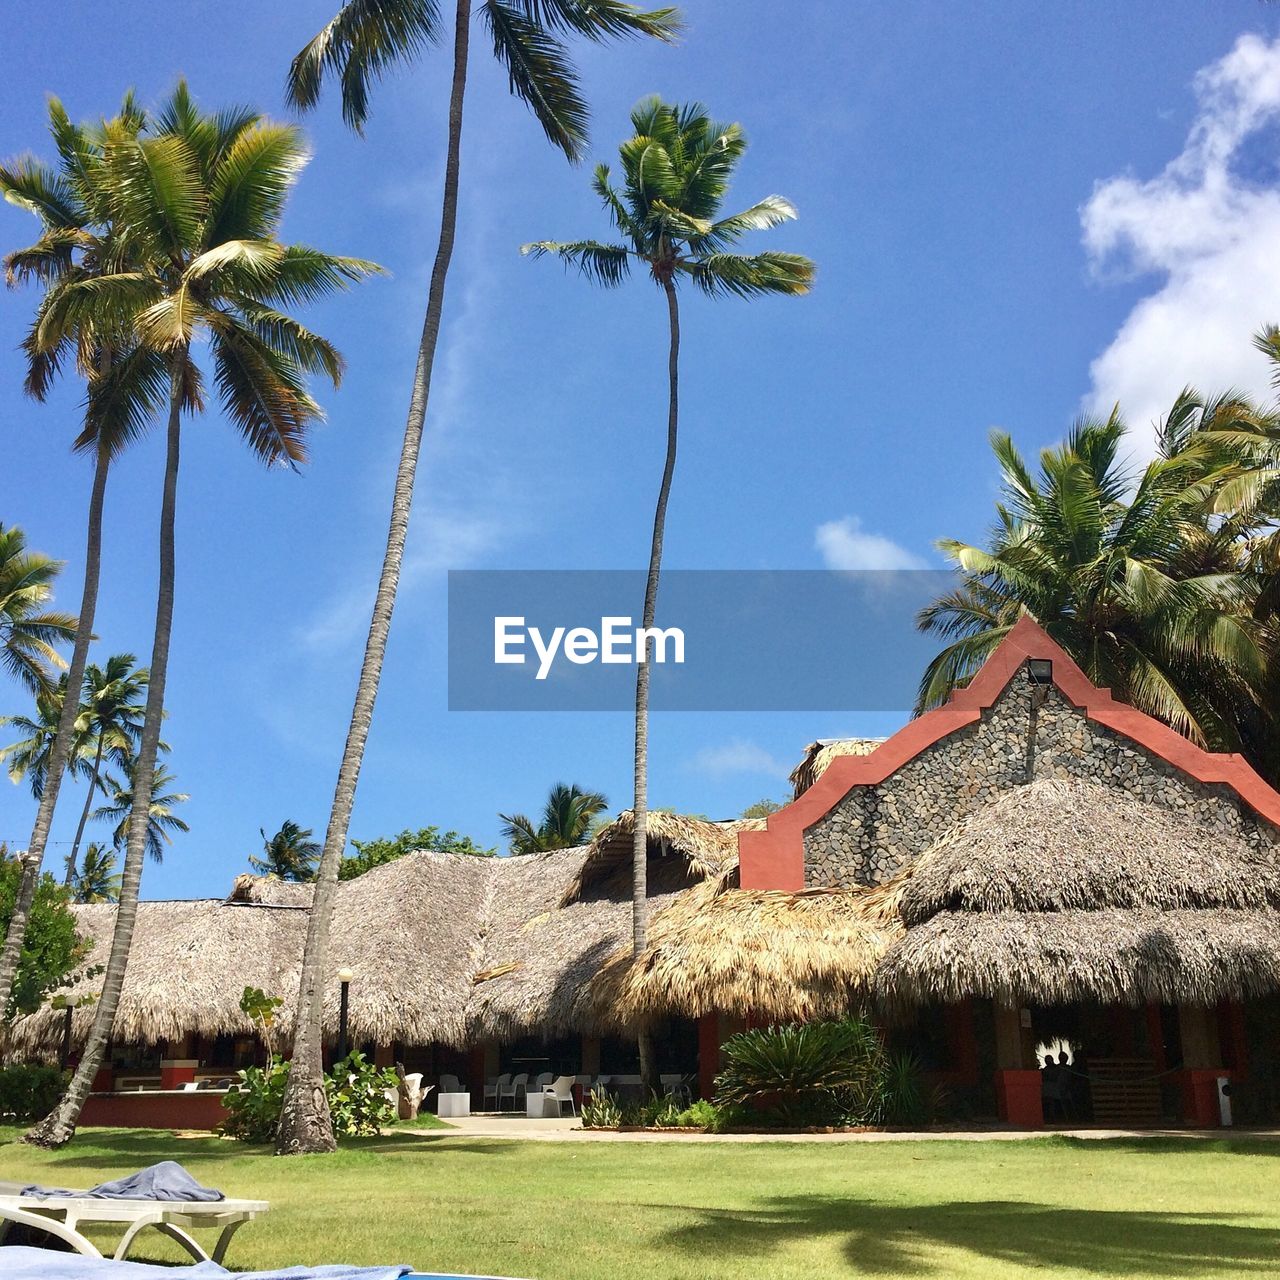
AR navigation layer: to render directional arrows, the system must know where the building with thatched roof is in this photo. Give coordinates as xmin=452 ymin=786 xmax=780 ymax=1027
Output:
xmin=12 ymin=617 xmax=1280 ymax=1129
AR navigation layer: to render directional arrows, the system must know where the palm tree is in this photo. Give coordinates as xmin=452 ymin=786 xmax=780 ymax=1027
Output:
xmin=0 ymin=95 xmax=168 ymax=1030
xmin=249 ymin=820 xmax=321 ymax=881
xmin=278 ymin=0 xmax=680 ymax=1156
xmin=916 ymin=409 xmax=1268 ymax=760
xmin=499 ymin=782 xmax=608 ymax=853
xmin=26 ymin=85 xmax=377 ymax=1148
xmin=524 ymin=97 xmax=814 ymax=1088
xmin=0 ymin=524 xmax=76 ymax=696
xmin=72 ymin=842 xmax=120 ymax=904
xmin=92 ymin=762 xmax=189 ymax=864
xmin=1 ymin=676 xmax=94 ymax=800
xmin=62 ymin=655 xmax=149 ymax=886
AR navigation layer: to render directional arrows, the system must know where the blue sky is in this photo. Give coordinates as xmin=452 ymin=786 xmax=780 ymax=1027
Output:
xmin=4 ymin=2 xmax=1280 ymax=898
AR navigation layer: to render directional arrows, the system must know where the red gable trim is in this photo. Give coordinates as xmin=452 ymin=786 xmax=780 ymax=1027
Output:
xmin=738 ymin=615 xmax=1280 ymax=891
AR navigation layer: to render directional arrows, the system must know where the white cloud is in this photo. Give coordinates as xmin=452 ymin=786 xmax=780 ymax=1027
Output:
xmin=814 ymin=516 xmax=926 ymax=571
xmin=688 ymin=739 xmax=790 ymax=779
xmin=1082 ymin=34 xmax=1280 ymax=452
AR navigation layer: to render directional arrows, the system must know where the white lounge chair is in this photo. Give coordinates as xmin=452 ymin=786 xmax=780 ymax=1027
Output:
xmin=0 ymin=1185 xmax=268 ymax=1264
xmin=483 ymin=1073 xmax=509 ymax=1110
xmin=543 ymin=1075 xmax=578 ymax=1116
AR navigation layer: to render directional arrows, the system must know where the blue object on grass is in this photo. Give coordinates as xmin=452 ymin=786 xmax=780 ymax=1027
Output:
xmin=0 ymin=1245 xmax=414 ymax=1279
xmin=21 ymin=1162 xmax=224 ymax=1202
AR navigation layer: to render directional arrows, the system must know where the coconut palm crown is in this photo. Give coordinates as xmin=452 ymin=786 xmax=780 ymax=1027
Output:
xmin=500 ymin=782 xmax=608 ymax=853
xmin=522 ymin=96 xmax=815 ymax=298
xmin=0 ymin=525 xmax=77 ymax=697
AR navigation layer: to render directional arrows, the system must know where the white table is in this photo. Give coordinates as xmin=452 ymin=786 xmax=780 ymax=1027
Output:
xmin=438 ymin=1090 xmax=471 ymax=1118
xmin=525 ymin=1092 xmax=556 ymax=1118
xmin=0 ymin=1192 xmax=268 ymax=1263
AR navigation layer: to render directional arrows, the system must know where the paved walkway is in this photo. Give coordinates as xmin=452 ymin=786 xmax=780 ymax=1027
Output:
xmin=414 ymin=1113 xmax=1280 ymax=1144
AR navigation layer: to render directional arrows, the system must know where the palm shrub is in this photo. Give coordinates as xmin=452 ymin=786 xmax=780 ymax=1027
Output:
xmin=714 ymin=1018 xmax=889 ymax=1127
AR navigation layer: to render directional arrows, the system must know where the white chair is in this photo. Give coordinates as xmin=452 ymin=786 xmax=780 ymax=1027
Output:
xmin=439 ymin=1073 xmax=464 ymax=1095
xmin=544 ymin=1075 xmax=578 ymax=1116
xmin=661 ymin=1074 xmax=691 ymax=1106
xmin=534 ymin=1072 xmax=553 ymax=1090
xmin=499 ymin=1072 xmax=527 ymax=1110
xmin=483 ymin=1073 xmax=508 ymax=1110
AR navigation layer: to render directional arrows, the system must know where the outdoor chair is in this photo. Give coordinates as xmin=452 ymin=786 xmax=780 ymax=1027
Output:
xmin=439 ymin=1073 xmax=464 ymax=1095
xmin=499 ymin=1073 xmax=528 ymax=1110
xmin=483 ymin=1073 xmax=509 ymax=1110
xmin=660 ymin=1074 xmax=692 ymax=1106
xmin=543 ymin=1075 xmax=578 ymax=1116
xmin=534 ymin=1072 xmax=553 ymax=1090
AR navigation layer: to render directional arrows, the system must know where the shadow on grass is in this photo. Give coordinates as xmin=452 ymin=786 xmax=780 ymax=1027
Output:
xmin=659 ymin=1195 xmax=1280 ymax=1276
xmin=0 ymin=1128 xmax=516 ymax=1173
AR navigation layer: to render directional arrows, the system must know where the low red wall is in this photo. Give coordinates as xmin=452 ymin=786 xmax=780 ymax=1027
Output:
xmin=80 ymin=1090 xmax=228 ymax=1131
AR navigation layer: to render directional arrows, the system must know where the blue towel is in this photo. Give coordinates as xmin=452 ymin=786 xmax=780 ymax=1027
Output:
xmin=21 ymin=1162 xmax=223 ymax=1203
xmin=0 ymin=1246 xmax=414 ymax=1279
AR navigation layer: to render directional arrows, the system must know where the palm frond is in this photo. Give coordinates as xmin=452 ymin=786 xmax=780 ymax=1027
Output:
xmin=520 ymin=238 xmax=631 ymax=285
xmin=678 ymin=250 xmax=814 ymax=299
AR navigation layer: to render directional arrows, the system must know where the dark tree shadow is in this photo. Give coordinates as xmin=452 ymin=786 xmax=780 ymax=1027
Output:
xmin=657 ymin=1195 xmax=1280 ymax=1276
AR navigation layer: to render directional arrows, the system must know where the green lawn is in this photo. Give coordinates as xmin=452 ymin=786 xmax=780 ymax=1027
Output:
xmin=0 ymin=1127 xmax=1277 ymax=1278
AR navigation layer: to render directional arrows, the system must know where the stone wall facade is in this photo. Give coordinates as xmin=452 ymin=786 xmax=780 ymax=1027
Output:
xmin=804 ymin=666 xmax=1278 ymax=888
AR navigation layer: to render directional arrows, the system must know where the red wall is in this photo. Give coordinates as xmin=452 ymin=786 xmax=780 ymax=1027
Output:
xmin=81 ymin=1091 xmax=228 ymax=1131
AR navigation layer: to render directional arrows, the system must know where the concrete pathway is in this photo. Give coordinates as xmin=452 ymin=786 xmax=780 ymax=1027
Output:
xmin=412 ymin=1112 xmax=1280 ymax=1144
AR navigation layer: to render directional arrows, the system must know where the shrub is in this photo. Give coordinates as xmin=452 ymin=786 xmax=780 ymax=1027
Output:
xmin=675 ymin=1098 xmax=719 ymax=1129
xmin=581 ymin=1088 xmax=622 ymax=1128
xmin=326 ymin=1051 xmax=398 ymax=1137
xmin=220 ymin=1060 xmax=289 ymax=1142
xmin=878 ymin=1051 xmax=934 ymax=1126
xmin=714 ymin=1017 xmax=889 ymax=1127
xmin=0 ymin=1063 xmax=67 ymax=1121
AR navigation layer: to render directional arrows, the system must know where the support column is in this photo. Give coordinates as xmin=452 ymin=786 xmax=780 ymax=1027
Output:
xmin=994 ymin=1001 xmax=1042 ymax=1127
xmin=697 ymin=1013 xmax=721 ymax=1101
xmin=159 ymin=1059 xmax=197 ymax=1090
xmin=1178 ymin=1004 xmax=1228 ymax=1126
xmin=580 ymin=1036 xmax=600 ymax=1076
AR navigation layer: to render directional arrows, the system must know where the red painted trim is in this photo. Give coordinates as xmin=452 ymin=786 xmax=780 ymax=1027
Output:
xmin=81 ymin=1090 xmax=227 ymax=1131
xmin=739 ymin=616 xmax=1280 ymax=889
xmin=996 ymin=1069 xmax=1044 ymax=1127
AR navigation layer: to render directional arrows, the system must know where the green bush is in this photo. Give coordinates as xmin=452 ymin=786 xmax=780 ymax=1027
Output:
xmin=0 ymin=1063 xmax=67 ymax=1121
xmin=714 ymin=1017 xmax=890 ymax=1127
xmin=220 ymin=1060 xmax=289 ymax=1142
xmin=675 ymin=1098 xmax=719 ymax=1129
xmin=326 ymin=1051 xmax=398 ymax=1137
xmin=220 ymin=1052 xmax=397 ymax=1142
xmin=878 ymin=1051 xmax=934 ymax=1126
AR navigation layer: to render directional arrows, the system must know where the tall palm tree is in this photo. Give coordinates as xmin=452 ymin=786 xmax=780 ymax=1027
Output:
xmin=92 ymin=762 xmax=189 ymax=864
xmin=499 ymin=782 xmax=608 ymax=853
xmin=1 ymin=676 xmax=94 ymax=800
xmin=0 ymin=95 xmax=168 ymax=1028
xmin=524 ymin=97 xmax=814 ymax=1087
xmin=249 ymin=820 xmax=321 ymax=881
xmin=0 ymin=524 xmax=76 ymax=696
xmin=26 ymin=85 xmax=377 ymax=1148
xmin=277 ymin=0 xmax=680 ymax=1156
xmin=916 ymin=410 xmax=1268 ymax=761
xmin=62 ymin=655 xmax=149 ymax=886
xmin=72 ymin=842 xmax=120 ymax=904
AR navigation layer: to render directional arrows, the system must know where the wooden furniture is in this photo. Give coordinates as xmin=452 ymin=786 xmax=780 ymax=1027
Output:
xmin=0 ymin=1187 xmax=268 ymax=1264
xmin=1087 ymin=1057 xmax=1162 ymax=1124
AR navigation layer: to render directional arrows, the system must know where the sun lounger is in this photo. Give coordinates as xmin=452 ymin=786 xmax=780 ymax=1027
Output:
xmin=0 ymin=1184 xmax=268 ymax=1264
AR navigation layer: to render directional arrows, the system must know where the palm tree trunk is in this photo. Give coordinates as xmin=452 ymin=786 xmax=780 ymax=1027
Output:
xmin=63 ymin=734 xmax=106 ymax=888
xmin=633 ymin=277 xmax=680 ymax=1096
xmin=26 ymin=363 xmax=183 ymax=1148
xmin=275 ymin=0 xmax=472 ymax=1156
xmin=0 ymin=431 xmax=110 ymax=1026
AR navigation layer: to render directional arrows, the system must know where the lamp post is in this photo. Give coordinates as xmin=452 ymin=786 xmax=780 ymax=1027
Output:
xmin=337 ymin=967 xmax=354 ymax=1063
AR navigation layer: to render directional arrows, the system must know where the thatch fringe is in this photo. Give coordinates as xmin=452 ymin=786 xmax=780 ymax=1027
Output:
xmin=592 ymin=876 xmax=903 ymax=1027
xmin=560 ymin=811 xmax=763 ymax=905
xmin=789 ymin=738 xmax=884 ymax=798
xmin=876 ymin=908 xmax=1280 ymax=1009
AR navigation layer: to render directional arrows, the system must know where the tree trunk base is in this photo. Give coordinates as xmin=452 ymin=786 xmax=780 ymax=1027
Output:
xmin=23 ymin=1111 xmax=74 ymax=1149
xmin=275 ymin=1083 xmax=337 ymax=1156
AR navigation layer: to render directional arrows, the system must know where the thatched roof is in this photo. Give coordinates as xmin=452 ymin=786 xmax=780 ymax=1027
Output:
xmin=561 ymin=811 xmax=763 ymax=905
xmin=899 ymin=778 xmax=1280 ymax=925
xmin=592 ymin=876 xmax=905 ymax=1027
xmin=789 ymin=738 xmax=885 ymax=797
xmin=228 ymin=874 xmax=314 ymax=907
xmin=877 ymin=777 xmax=1280 ymax=1009
xmin=877 ymin=908 xmax=1280 ymax=1008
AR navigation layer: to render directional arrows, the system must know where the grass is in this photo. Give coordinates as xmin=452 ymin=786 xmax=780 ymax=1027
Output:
xmin=0 ymin=1126 xmax=1277 ymax=1278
